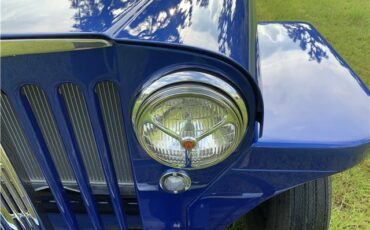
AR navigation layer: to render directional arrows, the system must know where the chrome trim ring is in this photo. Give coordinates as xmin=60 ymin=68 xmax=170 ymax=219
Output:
xmin=133 ymin=71 xmax=248 ymax=130
xmin=159 ymin=170 xmax=191 ymax=194
xmin=132 ymin=71 xmax=248 ymax=169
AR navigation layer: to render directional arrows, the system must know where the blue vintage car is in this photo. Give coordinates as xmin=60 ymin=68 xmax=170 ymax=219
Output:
xmin=1 ymin=0 xmax=369 ymax=229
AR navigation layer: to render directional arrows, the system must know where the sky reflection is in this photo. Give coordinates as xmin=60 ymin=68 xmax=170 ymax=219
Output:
xmin=1 ymin=0 xmax=250 ymax=68
xmin=258 ymin=23 xmax=370 ymax=144
xmin=116 ymin=0 xmax=248 ymax=64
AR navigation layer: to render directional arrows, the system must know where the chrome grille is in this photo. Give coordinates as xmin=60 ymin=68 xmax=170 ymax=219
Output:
xmin=22 ymin=85 xmax=75 ymax=183
xmin=0 ymin=94 xmax=44 ymax=184
xmin=95 ymin=82 xmax=134 ymax=185
xmin=0 ymin=145 xmax=41 ymax=229
xmin=1 ymin=83 xmax=134 ymax=195
xmin=59 ymin=84 xmax=107 ymax=189
xmin=1 ymin=38 xmax=135 ymax=228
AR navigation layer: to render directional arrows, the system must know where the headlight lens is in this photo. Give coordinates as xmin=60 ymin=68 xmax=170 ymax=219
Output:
xmin=132 ymin=71 xmax=248 ymax=169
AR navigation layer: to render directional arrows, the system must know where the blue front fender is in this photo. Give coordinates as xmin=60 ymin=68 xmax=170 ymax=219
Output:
xmin=1 ymin=22 xmax=369 ymax=229
xmin=188 ymin=22 xmax=369 ymax=229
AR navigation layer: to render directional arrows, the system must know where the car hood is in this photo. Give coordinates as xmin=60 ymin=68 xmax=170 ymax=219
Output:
xmin=1 ymin=0 xmax=253 ymax=71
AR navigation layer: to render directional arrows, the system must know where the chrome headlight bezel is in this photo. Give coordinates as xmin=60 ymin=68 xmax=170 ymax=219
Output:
xmin=132 ymin=71 xmax=248 ymax=169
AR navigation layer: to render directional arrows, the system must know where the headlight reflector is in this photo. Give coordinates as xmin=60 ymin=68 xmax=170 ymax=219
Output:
xmin=132 ymin=71 xmax=248 ymax=169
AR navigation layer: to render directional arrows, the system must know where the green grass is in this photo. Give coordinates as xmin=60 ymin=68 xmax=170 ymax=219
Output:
xmin=255 ymin=1 xmax=370 ymax=229
xmin=331 ymin=152 xmax=370 ymax=229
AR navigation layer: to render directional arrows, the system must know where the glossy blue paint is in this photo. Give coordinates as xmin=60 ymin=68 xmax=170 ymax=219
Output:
xmin=1 ymin=1 xmax=369 ymax=227
xmin=257 ymin=22 xmax=369 ymax=144
xmin=46 ymin=213 xmax=142 ymax=230
xmin=1 ymin=40 xmax=258 ymax=228
xmin=57 ymin=91 xmax=104 ymax=229
xmin=90 ymin=85 xmax=129 ymax=229
xmin=188 ymin=22 xmax=370 ymax=229
xmin=1 ymin=0 xmax=252 ymax=72
xmin=14 ymin=92 xmax=78 ymax=229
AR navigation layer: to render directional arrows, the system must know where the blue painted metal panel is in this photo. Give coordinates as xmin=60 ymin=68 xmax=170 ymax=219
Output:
xmin=0 ymin=42 xmax=257 ymax=229
xmin=188 ymin=143 xmax=369 ymax=229
xmin=1 ymin=0 xmax=252 ymax=72
xmin=1 ymin=21 xmax=369 ymax=229
xmin=8 ymin=92 xmax=79 ymax=229
xmin=188 ymin=22 xmax=370 ymax=229
xmin=89 ymin=88 xmax=128 ymax=229
xmin=257 ymin=22 xmax=369 ymax=144
xmin=46 ymin=213 xmax=142 ymax=230
xmin=56 ymin=89 xmax=104 ymax=229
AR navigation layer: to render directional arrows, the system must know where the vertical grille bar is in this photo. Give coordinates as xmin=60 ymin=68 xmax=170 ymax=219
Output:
xmin=19 ymin=86 xmax=78 ymax=229
xmin=83 ymin=84 xmax=128 ymax=229
xmin=2 ymin=81 xmax=137 ymax=228
xmin=21 ymin=86 xmax=75 ymax=183
xmin=58 ymin=84 xmax=106 ymax=187
xmin=95 ymin=82 xmax=134 ymax=190
xmin=56 ymin=84 xmax=104 ymax=229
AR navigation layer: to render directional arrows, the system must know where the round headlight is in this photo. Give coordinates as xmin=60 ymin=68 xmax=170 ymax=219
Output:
xmin=132 ymin=71 xmax=248 ymax=169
